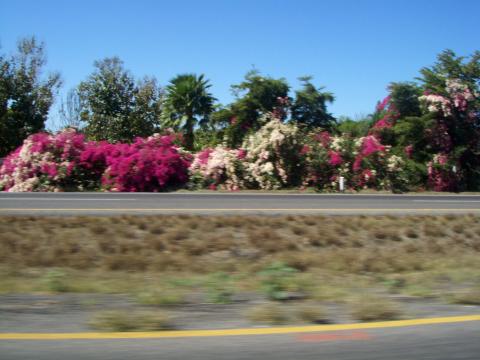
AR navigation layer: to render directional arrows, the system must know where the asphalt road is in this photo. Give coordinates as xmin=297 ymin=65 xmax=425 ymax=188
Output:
xmin=1 ymin=320 xmax=479 ymax=360
xmin=0 ymin=192 xmax=480 ymax=215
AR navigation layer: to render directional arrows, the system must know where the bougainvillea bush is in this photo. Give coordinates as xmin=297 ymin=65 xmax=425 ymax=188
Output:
xmin=302 ymin=130 xmax=409 ymax=192
xmin=418 ymin=79 xmax=480 ymax=191
xmin=0 ymin=131 xmax=191 ymax=192
xmin=100 ymin=134 xmax=191 ymax=192
xmin=1 ymin=75 xmax=477 ymax=193
xmin=241 ymin=114 xmax=306 ymax=190
xmin=0 ymin=129 xmax=98 ymax=192
xmin=302 ymin=131 xmax=353 ymax=191
xmin=189 ymin=146 xmax=246 ymax=191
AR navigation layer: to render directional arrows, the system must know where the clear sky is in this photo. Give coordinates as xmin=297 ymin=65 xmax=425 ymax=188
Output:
xmin=1 ymin=0 xmax=479 ymax=128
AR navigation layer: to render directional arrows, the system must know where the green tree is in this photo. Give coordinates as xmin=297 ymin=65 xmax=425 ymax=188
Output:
xmin=335 ymin=115 xmax=372 ymax=137
xmin=131 ymin=77 xmax=163 ymax=138
xmin=78 ymin=57 xmax=162 ymax=142
xmin=392 ymin=50 xmax=480 ymax=190
xmin=388 ymin=82 xmax=422 ymax=118
xmin=291 ymin=76 xmax=335 ymax=130
xmin=216 ymin=70 xmax=290 ymax=146
xmin=419 ymin=49 xmax=480 ymax=95
xmin=161 ymin=73 xmax=215 ymax=150
xmin=419 ymin=50 xmax=480 ymax=190
xmin=0 ymin=37 xmax=61 ymax=156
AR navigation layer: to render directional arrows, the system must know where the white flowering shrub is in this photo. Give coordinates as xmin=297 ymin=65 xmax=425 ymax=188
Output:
xmin=241 ymin=114 xmax=305 ymax=189
xmin=189 ymin=146 xmax=246 ymax=191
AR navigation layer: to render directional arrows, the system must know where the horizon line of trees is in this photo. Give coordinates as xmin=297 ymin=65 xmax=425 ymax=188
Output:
xmin=0 ymin=36 xmax=356 ymax=156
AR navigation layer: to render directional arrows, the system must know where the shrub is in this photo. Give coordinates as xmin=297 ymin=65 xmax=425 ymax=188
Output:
xmin=0 ymin=129 xmax=98 ymax=192
xmin=349 ymin=295 xmax=402 ymax=321
xmin=189 ymin=146 xmax=245 ymax=190
xmin=43 ymin=269 xmax=69 ymax=292
xmin=242 ymin=114 xmax=306 ymax=189
xmin=296 ymin=303 xmax=328 ymax=323
xmin=449 ymin=288 xmax=480 ymax=305
xmin=136 ymin=288 xmax=187 ymax=306
xmin=247 ymin=303 xmax=289 ymax=325
xmin=258 ymin=262 xmax=298 ymax=300
xmin=100 ymin=134 xmax=191 ymax=192
xmin=90 ymin=310 xmax=171 ymax=331
xmin=0 ymin=130 xmax=191 ymax=192
xmin=205 ymin=272 xmax=234 ymax=304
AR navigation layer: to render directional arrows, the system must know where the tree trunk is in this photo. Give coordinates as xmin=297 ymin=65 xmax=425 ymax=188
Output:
xmin=185 ymin=116 xmax=194 ymax=150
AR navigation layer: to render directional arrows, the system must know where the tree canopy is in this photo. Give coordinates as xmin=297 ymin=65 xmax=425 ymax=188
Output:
xmin=78 ymin=57 xmax=162 ymax=142
xmin=161 ymin=73 xmax=216 ymax=150
xmin=291 ymin=76 xmax=336 ymax=130
xmin=0 ymin=37 xmax=61 ymax=157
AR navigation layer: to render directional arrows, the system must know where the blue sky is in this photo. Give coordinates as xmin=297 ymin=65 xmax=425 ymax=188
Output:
xmin=1 ymin=0 xmax=479 ymax=128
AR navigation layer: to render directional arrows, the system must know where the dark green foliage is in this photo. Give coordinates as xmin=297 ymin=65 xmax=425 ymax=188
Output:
xmin=78 ymin=57 xmax=162 ymax=142
xmin=418 ymin=49 xmax=480 ymax=95
xmin=414 ymin=50 xmax=480 ymax=190
xmin=161 ymin=73 xmax=215 ymax=150
xmin=393 ymin=114 xmax=435 ymax=163
xmin=291 ymin=76 xmax=336 ymax=130
xmin=389 ymin=82 xmax=422 ymax=118
xmin=0 ymin=37 xmax=61 ymax=156
xmin=220 ymin=70 xmax=290 ymax=146
xmin=335 ymin=116 xmax=372 ymax=137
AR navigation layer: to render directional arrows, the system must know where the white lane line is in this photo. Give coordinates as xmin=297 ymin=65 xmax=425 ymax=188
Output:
xmin=412 ymin=200 xmax=480 ymax=203
xmin=1 ymin=208 xmax=479 ymax=212
xmin=0 ymin=198 xmax=137 ymax=201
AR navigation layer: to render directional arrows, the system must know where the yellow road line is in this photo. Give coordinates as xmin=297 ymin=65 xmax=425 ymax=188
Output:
xmin=1 ymin=315 xmax=479 ymax=340
xmin=0 ymin=208 xmax=479 ymax=212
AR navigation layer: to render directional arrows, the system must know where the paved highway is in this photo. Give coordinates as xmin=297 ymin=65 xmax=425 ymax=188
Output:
xmin=0 ymin=192 xmax=480 ymax=215
xmin=1 ymin=319 xmax=479 ymax=360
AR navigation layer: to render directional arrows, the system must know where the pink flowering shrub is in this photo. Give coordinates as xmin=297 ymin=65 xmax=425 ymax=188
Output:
xmin=100 ymin=134 xmax=191 ymax=192
xmin=419 ymin=78 xmax=479 ymax=191
xmin=369 ymin=95 xmax=400 ymax=145
xmin=351 ymin=135 xmax=409 ymax=191
xmin=189 ymin=146 xmax=245 ymax=191
xmin=303 ymin=129 xmax=409 ymax=192
xmin=0 ymin=130 xmax=191 ymax=192
xmin=419 ymin=79 xmax=477 ymax=117
xmin=427 ymin=154 xmax=459 ymax=191
xmin=303 ymin=132 xmax=354 ymax=191
xmin=0 ymin=129 xmax=97 ymax=192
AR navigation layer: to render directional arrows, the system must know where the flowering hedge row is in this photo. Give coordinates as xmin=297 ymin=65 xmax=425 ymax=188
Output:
xmin=0 ymin=130 xmax=191 ymax=192
xmin=0 ymin=122 xmax=407 ymax=192
xmin=1 ymin=78 xmax=478 ymax=192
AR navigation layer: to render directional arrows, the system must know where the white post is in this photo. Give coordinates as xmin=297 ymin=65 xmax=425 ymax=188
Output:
xmin=339 ymin=176 xmax=345 ymax=192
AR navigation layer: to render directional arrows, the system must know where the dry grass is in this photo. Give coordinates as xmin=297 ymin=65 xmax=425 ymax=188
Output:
xmin=295 ymin=303 xmax=328 ymax=323
xmin=246 ymin=303 xmax=289 ymax=325
xmin=1 ymin=214 xmax=479 ymax=303
xmin=136 ymin=288 xmax=188 ymax=306
xmin=449 ymin=288 xmax=480 ymax=305
xmin=349 ymin=295 xmax=403 ymax=322
xmin=1 ymin=214 xmax=479 ymax=275
xmin=89 ymin=310 xmax=172 ymax=331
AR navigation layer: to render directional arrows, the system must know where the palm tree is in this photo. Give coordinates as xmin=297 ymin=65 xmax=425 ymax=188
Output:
xmin=161 ymin=74 xmax=215 ymax=150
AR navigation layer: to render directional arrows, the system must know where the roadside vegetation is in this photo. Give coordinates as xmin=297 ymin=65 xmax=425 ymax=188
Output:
xmin=1 ymin=214 xmax=479 ymax=329
xmin=1 ymin=38 xmax=480 ymax=193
